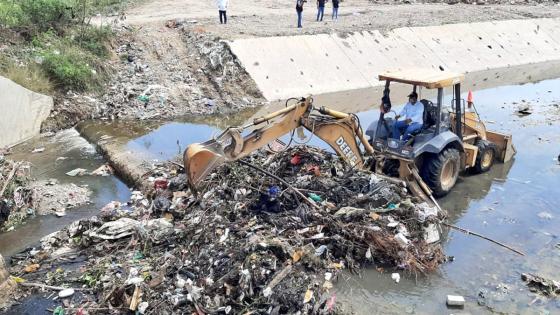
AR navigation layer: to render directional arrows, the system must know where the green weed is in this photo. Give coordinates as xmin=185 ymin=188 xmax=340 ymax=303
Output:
xmin=0 ymin=57 xmax=54 ymax=94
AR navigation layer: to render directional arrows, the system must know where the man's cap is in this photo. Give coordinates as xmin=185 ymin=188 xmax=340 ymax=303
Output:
xmin=408 ymin=92 xmax=418 ymax=98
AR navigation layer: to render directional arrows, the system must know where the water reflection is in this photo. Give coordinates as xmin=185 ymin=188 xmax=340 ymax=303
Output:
xmin=0 ymin=129 xmax=130 ymax=258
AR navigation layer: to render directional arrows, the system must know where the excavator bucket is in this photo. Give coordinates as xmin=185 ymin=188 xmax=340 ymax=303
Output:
xmin=486 ymin=130 xmax=516 ymax=162
xmin=183 ymin=141 xmax=227 ymax=189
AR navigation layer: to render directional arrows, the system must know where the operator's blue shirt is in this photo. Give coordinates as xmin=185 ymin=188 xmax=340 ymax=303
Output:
xmin=399 ymin=101 xmax=424 ymax=125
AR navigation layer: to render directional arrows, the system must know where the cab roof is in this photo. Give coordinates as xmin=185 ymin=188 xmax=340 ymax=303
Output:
xmin=378 ymin=69 xmax=464 ymax=89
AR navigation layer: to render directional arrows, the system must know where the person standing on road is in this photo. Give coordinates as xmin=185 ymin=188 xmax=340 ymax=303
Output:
xmin=217 ymin=0 xmax=228 ymax=24
xmin=332 ymin=0 xmax=339 ymax=20
xmin=296 ymin=0 xmax=306 ymax=28
xmin=316 ymin=0 xmax=326 ymax=22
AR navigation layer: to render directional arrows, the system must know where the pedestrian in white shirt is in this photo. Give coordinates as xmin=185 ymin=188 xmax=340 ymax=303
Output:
xmin=392 ymin=92 xmax=424 ymax=141
xmin=217 ymin=0 xmax=228 ymax=24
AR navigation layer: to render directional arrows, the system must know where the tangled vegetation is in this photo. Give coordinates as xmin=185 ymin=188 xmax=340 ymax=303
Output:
xmin=0 ymin=0 xmax=128 ymax=93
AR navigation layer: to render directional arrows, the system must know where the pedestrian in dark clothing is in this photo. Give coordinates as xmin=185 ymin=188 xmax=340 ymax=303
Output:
xmin=296 ymin=0 xmax=306 ymax=28
xmin=217 ymin=0 xmax=228 ymax=24
xmin=316 ymin=0 xmax=326 ymax=22
xmin=332 ymin=0 xmax=339 ymax=20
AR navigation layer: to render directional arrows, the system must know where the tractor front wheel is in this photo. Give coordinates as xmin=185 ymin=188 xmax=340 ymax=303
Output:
xmin=422 ymin=148 xmax=461 ymax=197
xmin=382 ymin=159 xmax=400 ymax=177
xmin=473 ymin=140 xmax=496 ymax=173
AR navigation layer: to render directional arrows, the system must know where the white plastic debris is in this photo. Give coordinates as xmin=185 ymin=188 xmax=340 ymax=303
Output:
xmin=130 ymin=191 xmax=144 ymax=201
xmin=138 ymin=301 xmax=149 ymax=314
xmin=397 ymin=224 xmax=410 ymax=237
xmin=423 ymin=224 xmax=440 ymax=244
xmin=219 ymin=228 xmax=230 ymax=243
xmin=416 ymin=202 xmax=439 ymax=222
xmin=391 ymin=273 xmax=400 ymax=283
xmin=176 ymin=276 xmax=186 ymax=288
xmin=537 ymin=212 xmax=553 ymax=220
xmin=58 ymin=288 xmax=75 ymax=298
xmin=446 ymin=295 xmax=465 ymax=306
xmin=126 ymin=277 xmax=144 ymax=285
xmin=325 ymin=272 xmax=333 ymax=281
xmin=394 ymin=233 xmax=410 ymax=247
xmin=315 ymin=245 xmax=327 ymax=256
xmin=90 ymin=164 xmax=113 ymax=176
xmin=311 ymin=233 xmax=325 ymax=239
xmin=369 ymin=173 xmax=380 ymax=185
xmin=66 ymin=168 xmax=87 ymax=177
xmin=263 ymin=286 xmax=272 ymax=297
xmin=234 ymin=188 xmax=248 ymax=200
xmin=88 ymin=218 xmax=140 ymax=240
xmin=32 ymin=147 xmax=45 ymax=153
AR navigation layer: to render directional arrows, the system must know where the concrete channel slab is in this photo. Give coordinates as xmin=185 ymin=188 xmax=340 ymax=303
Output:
xmin=330 ymin=31 xmax=395 ymax=85
xmin=536 ymin=18 xmax=560 ymax=47
xmin=228 ymin=18 xmax=560 ymax=101
xmin=0 ymin=76 xmax=53 ymax=148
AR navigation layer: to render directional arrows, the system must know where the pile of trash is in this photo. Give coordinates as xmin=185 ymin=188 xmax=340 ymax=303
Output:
xmin=29 ymin=180 xmax=91 ymax=217
xmin=0 ymin=155 xmax=92 ymax=231
xmin=8 ymin=146 xmax=446 ymax=314
xmin=521 ymin=273 xmax=560 ymax=296
xmin=0 ymin=157 xmax=32 ymax=230
xmin=50 ymin=28 xmax=264 ymax=128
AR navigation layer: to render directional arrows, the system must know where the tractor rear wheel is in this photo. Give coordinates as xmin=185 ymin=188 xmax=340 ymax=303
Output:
xmin=473 ymin=140 xmax=496 ymax=173
xmin=422 ymin=148 xmax=461 ymax=197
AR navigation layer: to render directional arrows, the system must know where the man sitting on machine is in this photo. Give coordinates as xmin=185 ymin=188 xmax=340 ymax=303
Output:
xmin=392 ymin=92 xmax=424 ymax=142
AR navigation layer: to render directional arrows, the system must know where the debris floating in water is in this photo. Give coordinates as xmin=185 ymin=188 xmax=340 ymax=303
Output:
xmin=10 ymin=146 xmax=446 ymax=313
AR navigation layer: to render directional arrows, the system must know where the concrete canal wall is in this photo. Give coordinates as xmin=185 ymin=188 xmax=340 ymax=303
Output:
xmin=0 ymin=76 xmax=53 ymax=148
xmin=229 ymin=18 xmax=560 ymax=100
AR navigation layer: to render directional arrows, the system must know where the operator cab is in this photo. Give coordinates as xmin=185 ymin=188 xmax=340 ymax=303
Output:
xmin=366 ymin=69 xmax=464 ymax=160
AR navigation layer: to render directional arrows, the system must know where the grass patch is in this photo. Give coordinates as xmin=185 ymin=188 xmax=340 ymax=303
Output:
xmin=0 ymin=0 xmax=74 ymax=34
xmin=41 ymin=46 xmax=107 ymax=92
xmin=0 ymin=0 xmax=128 ymax=93
xmin=0 ymin=56 xmax=54 ymax=94
xmin=73 ymin=25 xmax=114 ymax=58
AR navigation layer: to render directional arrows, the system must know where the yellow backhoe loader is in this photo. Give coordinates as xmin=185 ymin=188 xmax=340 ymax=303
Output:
xmin=183 ymin=69 xmax=515 ymax=203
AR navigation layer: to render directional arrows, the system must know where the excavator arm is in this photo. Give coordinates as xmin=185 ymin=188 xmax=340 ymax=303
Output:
xmin=183 ymin=97 xmax=436 ymax=205
xmin=184 ymin=97 xmax=374 ymax=189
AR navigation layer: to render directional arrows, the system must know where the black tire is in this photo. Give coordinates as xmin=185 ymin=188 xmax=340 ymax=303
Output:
xmin=473 ymin=140 xmax=496 ymax=174
xmin=382 ymin=159 xmax=400 ymax=177
xmin=422 ymin=148 xmax=461 ymax=197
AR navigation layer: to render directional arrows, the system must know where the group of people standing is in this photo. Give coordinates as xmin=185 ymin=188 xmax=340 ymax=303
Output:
xmin=215 ymin=0 xmax=341 ymax=28
xmin=297 ymin=0 xmax=340 ymax=28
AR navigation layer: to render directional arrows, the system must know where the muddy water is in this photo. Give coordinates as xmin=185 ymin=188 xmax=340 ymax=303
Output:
xmin=79 ymin=76 xmax=560 ymax=314
xmin=0 ymin=129 xmax=130 ymax=258
xmin=334 ymin=78 xmax=560 ymax=315
xmin=2 ymin=69 xmax=558 ymax=313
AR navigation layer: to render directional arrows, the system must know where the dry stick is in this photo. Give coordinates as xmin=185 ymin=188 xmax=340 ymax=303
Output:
xmin=441 ymin=222 xmax=525 ymax=256
xmin=237 ymin=160 xmax=320 ymax=210
xmin=423 ymin=181 xmax=524 ymax=256
xmin=264 ymin=264 xmax=293 ymax=293
xmin=0 ymin=161 xmax=19 ymax=197
xmin=19 ymin=282 xmax=90 ymax=291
